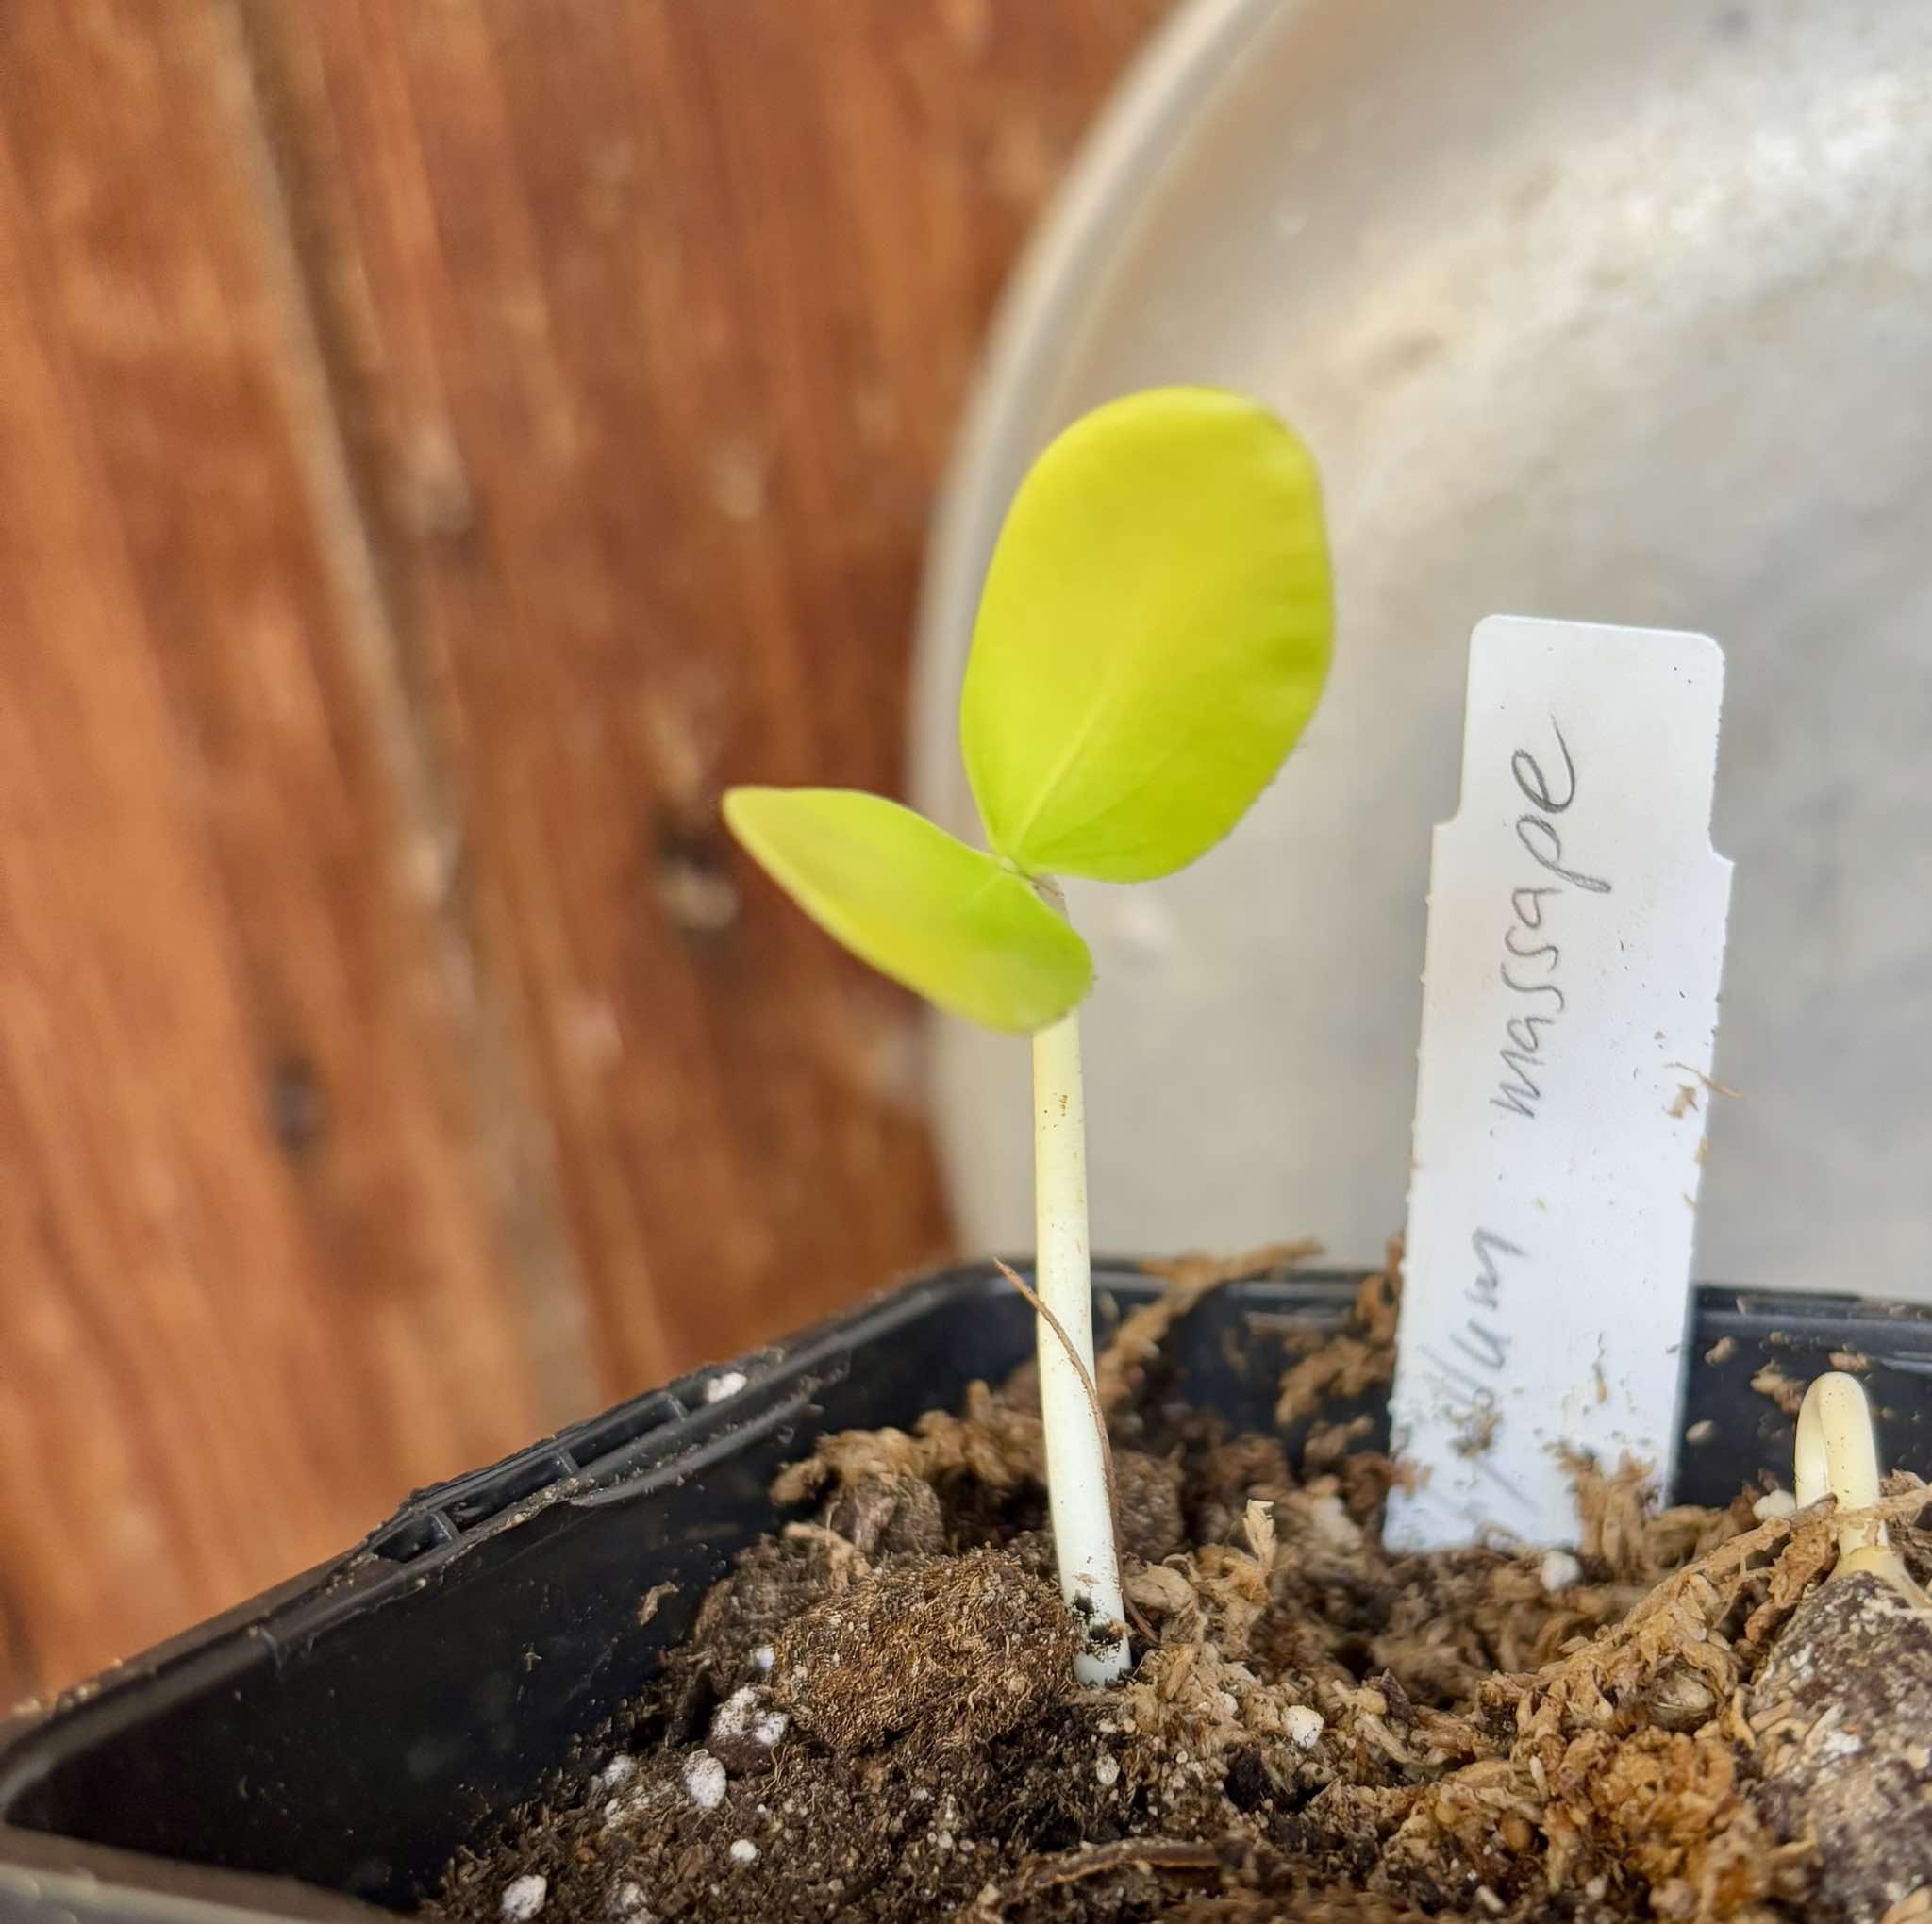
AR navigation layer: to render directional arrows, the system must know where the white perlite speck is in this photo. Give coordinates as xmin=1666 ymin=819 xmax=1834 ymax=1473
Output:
xmin=1284 ymin=1705 xmax=1324 ymax=1750
xmin=1754 ymin=1487 xmax=1797 ymax=1521
xmin=608 ymin=1883 xmax=650 ymax=1919
xmin=1539 ymin=1550 xmax=1583 ymax=1594
xmin=683 ymin=1750 xmax=727 ymax=1810
xmin=751 ymin=1643 xmax=775 ymax=1673
xmin=598 ymin=1753 xmax=637 ymax=1789
xmin=712 ymin=1685 xmax=758 ymax=1735
xmin=712 ymin=1684 xmax=789 ymax=1749
xmin=728 ymin=1839 xmax=759 ymax=1866
xmin=704 ymin=1370 xmax=748 ymax=1403
xmin=501 ymin=1874 xmax=547 ymax=1921
xmin=1094 ymin=1754 xmax=1121 ymax=1788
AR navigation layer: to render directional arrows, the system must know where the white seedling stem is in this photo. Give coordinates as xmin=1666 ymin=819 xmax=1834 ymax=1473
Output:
xmin=1795 ymin=1370 xmax=1928 ymax=1603
xmin=1031 ymin=1000 xmax=1130 ymax=1684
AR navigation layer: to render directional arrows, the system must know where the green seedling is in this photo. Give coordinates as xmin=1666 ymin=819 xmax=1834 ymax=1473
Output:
xmin=725 ymin=387 xmax=1333 ymax=1681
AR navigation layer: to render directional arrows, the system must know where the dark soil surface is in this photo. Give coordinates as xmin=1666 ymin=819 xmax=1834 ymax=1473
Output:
xmin=429 ymin=1255 xmax=1932 ymax=1924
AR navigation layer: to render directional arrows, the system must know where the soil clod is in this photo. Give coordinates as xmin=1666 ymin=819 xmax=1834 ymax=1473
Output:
xmin=773 ymin=1549 xmax=1077 ymax=1756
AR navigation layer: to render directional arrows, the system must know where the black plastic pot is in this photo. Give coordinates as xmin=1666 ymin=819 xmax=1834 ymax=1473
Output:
xmin=4 ymin=1261 xmax=1930 ymax=1922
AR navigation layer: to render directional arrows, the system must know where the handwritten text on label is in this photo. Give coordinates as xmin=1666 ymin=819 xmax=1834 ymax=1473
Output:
xmin=1387 ymin=618 xmax=1732 ymax=1551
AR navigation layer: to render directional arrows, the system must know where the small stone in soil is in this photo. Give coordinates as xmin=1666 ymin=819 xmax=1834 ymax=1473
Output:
xmin=1642 ymin=1660 xmax=1720 ymax=1733
xmin=500 ymin=1874 xmax=547 ymax=1921
xmin=1284 ymin=1704 xmax=1324 ymax=1750
xmin=1539 ymin=1549 xmax=1583 ymax=1593
xmin=681 ymin=1750 xmax=726 ymax=1810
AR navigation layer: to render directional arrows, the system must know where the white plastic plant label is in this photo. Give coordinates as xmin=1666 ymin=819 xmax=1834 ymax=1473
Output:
xmin=1385 ymin=616 xmax=1733 ymax=1551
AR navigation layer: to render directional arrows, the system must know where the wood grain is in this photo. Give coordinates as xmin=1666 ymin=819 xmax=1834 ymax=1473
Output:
xmin=243 ymin=0 xmax=1160 ymax=1389
xmin=0 ymin=0 xmax=555 ymax=1696
xmin=0 ymin=0 xmax=1158 ymax=1694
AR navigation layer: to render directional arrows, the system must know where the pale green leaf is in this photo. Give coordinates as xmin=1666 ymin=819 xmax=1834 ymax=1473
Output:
xmin=960 ymin=386 xmax=1332 ymax=883
xmin=723 ymin=786 xmax=1092 ymax=1033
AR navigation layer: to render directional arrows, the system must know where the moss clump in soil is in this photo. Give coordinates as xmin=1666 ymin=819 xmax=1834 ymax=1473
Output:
xmin=430 ymin=1256 xmax=1932 ymax=1924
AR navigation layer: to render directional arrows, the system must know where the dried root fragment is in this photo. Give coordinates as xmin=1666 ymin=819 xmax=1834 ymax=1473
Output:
xmin=1102 ymin=1238 xmax=1323 ymax=1411
xmin=1276 ymin=1245 xmax=1401 ymax=1427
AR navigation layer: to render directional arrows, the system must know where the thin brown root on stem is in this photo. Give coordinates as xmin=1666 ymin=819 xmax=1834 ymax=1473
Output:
xmin=964 ymin=1837 xmax=1223 ymax=1918
xmin=992 ymin=1258 xmax=1151 ymax=1643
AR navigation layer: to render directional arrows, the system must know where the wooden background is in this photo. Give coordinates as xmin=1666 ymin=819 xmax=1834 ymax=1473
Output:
xmin=0 ymin=0 xmax=1162 ymax=1700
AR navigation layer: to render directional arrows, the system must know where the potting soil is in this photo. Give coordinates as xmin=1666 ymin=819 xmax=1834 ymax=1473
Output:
xmin=430 ymin=1253 xmax=1931 ymax=1924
